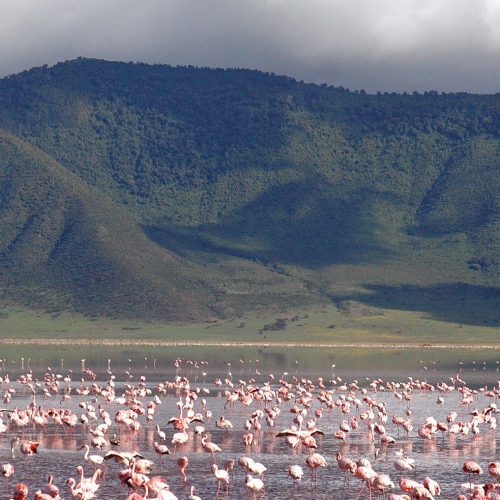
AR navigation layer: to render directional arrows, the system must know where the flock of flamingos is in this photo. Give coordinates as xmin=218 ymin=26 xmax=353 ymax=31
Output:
xmin=0 ymin=356 xmax=497 ymax=499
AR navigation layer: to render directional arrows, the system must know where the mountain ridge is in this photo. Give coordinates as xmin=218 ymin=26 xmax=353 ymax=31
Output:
xmin=0 ymin=58 xmax=498 ymax=324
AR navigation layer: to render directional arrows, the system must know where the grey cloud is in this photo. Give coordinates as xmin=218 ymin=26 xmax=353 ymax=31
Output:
xmin=1 ymin=0 xmax=499 ymax=93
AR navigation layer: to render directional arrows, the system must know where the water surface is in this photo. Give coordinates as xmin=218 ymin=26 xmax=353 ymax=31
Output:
xmin=0 ymin=346 xmax=497 ymax=499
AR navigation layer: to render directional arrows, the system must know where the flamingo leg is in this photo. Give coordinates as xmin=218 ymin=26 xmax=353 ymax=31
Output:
xmin=355 ymin=480 xmax=365 ymax=500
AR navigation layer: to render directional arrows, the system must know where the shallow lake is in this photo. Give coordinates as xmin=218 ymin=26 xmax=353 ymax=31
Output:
xmin=0 ymin=345 xmax=497 ymax=499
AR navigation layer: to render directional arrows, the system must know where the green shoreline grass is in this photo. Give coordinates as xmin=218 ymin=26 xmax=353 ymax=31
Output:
xmin=0 ymin=304 xmax=498 ymax=347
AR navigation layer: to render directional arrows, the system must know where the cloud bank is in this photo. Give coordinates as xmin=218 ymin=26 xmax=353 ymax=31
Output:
xmin=1 ymin=0 xmax=499 ymax=93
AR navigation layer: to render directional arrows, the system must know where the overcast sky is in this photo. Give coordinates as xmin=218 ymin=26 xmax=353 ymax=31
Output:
xmin=1 ymin=0 xmax=499 ymax=93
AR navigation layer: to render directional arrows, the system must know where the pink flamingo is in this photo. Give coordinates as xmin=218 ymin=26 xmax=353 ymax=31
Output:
xmin=243 ymin=431 xmax=254 ymax=446
xmin=336 ymin=452 xmax=357 ymax=483
xmin=189 ymin=485 xmax=201 ymax=500
xmin=410 ymin=484 xmax=435 ymax=499
xmin=423 ymin=476 xmax=441 ymax=496
xmin=33 ymin=492 xmax=53 ymax=500
xmin=394 ymin=457 xmax=415 ymax=477
xmin=371 ymin=474 xmax=395 ymax=495
xmin=177 ymin=456 xmax=189 ymax=483
xmin=248 ymin=461 xmax=267 ymax=478
xmin=201 ymin=434 xmax=221 ymax=461
xmin=171 ymin=431 xmax=189 ymax=451
xmin=81 ymin=444 xmax=105 ymax=473
xmin=288 ymin=465 xmax=303 ymax=487
xmin=399 ymin=477 xmax=420 ymax=494
xmin=69 ymin=466 xmax=101 ymax=499
xmin=126 ymin=458 xmax=150 ymax=493
xmin=245 ymin=474 xmax=264 ymax=500
xmin=19 ymin=440 xmax=39 ymax=457
xmin=463 ymin=460 xmax=483 ymax=491
xmin=42 ymin=475 xmax=60 ymax=498
xmin=154 ymin=442 xmax=170 ymax=462
xmin=305 ymin=452 xmax=327 ymax=486
xmin=354 ymin=465 xmax=377 ymax=500
xmin=12 ymin=483 xmax=28 ymax=500
xmin=146 ymin=476 xmax=170 ymax=495
xmin=2 ymin=463 xmax=15 ymax=492
xmin=211 ymin=464 xmax=229 ymax=495
xmin=489 ymin=461 xmax=500 ymax=479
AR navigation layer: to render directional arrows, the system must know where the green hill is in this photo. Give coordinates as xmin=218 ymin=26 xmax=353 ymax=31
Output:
xmin=0 ymin=131 xmax=216 ymax=321
xmin=0 ymin=58 xmax=498 ymax=327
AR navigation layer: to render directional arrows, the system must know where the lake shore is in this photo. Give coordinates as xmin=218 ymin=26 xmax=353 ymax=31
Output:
xmin=0 ymin=338 xmax=497 ymax=349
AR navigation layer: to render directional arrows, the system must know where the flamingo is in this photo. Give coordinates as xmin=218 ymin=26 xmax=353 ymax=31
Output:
xmin=177 ymin=456 xmax=188 ymax=483
xmin=171 ymin=430 xmax=189 ymax=451
xmin=146 ymin=476 xmax=170 ymax=495
xmin=104 ymin=450 xmax=144 ymax=467
xmin=211 ymin=464 xmax=229 ymax=494
xmin=16 ymin=440 xmax=39 ymax=457
xmin=224 ymin=459 xmax=235 ymax=479
xmin=81 ymin=444 xmax=105 ymax=471
xmin=463 ymin=460 xmax=483 ymax=490
xmin=188 ymin=485 xmax=201 ymax=500
xmin=302 ymin=434 xmax=318 ymax=449
xmin=33 ymin=492 xmax=53 ymax=500
xmin=248 ymin=461 xmax=267 ymax=478
xmin=239 ymin=456 xmax=256 ymax=472
xmin=122 ymin=459 xmax=150 ymax=494
xmin=1 ymin=463 xmax=14 ymax=498
xmin=75 ymin=466 xmax=101 ymax=499
xmin=201 ymin=434 xmax=221 ymax=460
xmin=245 ymin=474 xmax=264 ymax=500
xmin=354 ymin=465 xmax=377 ymax=500
xmin=155 ymin=489 xmax=178 ymax=500
xmin=489 ymin=461 xmax=500 ymax=479
xmin=2 ymin=463 xmax=15 ymax=479
xmin=371 ymin=474 xmax=395 ymax=495
xmin=154 ymin=442 xmax=170 ymax=461
xmin=399 ymin=477 xmax=421 ymax=494
xmin=42 ymin=475 xmax=60 ymax=498
xmin=336 ymin=452 xmax=357 ymax=483
xmin=394 ymin=457 xmax=415 ymax=476
xmin=410 ymin=484 xmax=435 ymax=499
xmin=288 ymin=465 xmax=303 ymax=487
xmin=305 ymin=452 xmax=327 ymax=485
xmin=243 ymin=431 xmax=254 ymax=446
xmin=155 ymin=425 xmax=166 ymax=441
xmin=423 ymin=476 xmax=441 ymax=496
xmin=133 ymin=458 xmax=154 ymax=475
xmin=12 ymin=483 xmax=28 ymax=500
xmin=215 ymin=415 xmax=233 ymax=430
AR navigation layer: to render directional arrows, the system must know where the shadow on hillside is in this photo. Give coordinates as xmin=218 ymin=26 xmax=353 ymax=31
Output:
xmin=147 ymin=180 xmax=404 ymax=268
xmin=333 ymin=282 xmax=500 ymax=327
xmin=144 ymin=225 xmax=263 ymax=262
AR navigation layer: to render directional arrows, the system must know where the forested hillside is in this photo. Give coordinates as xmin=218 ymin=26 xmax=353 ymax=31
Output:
xmin=0 ymin=59 xmax=498 ymax=324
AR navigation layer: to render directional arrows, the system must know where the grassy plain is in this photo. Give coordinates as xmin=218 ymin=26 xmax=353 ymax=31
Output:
xmin=0 ymin=303 xmax=497 ymax=346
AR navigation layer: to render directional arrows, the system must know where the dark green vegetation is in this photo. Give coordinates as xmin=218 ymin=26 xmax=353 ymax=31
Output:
xmin=0 ymin=58 xmax=498 ymax=330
